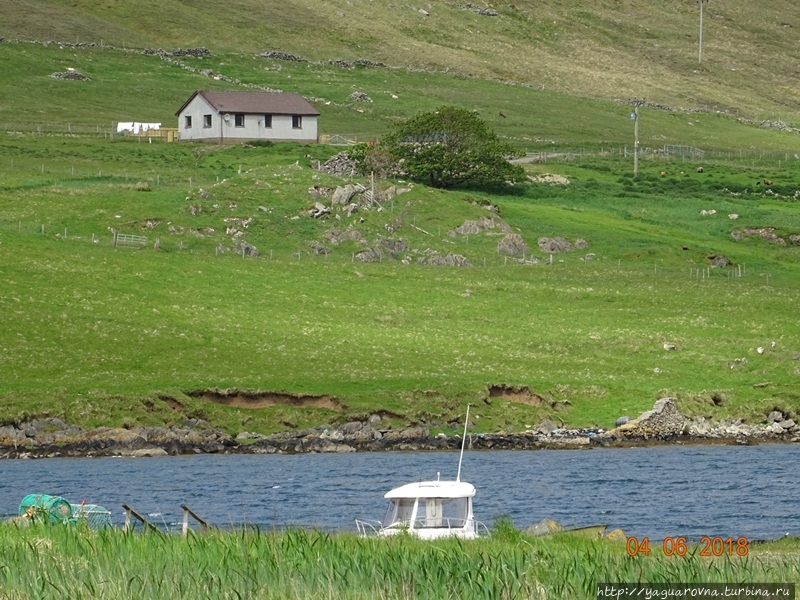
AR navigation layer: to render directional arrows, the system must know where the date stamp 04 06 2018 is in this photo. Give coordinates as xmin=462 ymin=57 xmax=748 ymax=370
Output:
xmin=625 ymin=536 xmax=750 ymax=558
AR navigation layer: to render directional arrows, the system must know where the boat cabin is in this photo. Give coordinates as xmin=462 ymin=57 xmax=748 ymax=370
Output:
xmin=372 ymin=479 xmax=479 ymax=539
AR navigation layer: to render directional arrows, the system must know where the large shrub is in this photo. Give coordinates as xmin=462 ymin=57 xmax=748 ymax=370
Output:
xmin=381 ymin=106 xmax=526 ymax=189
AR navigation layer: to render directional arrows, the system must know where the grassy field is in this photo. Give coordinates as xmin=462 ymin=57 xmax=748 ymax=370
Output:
xmin=1 ymin=13 xmax=800 ymax=435
xmin=0 ymin=522 xmax=797 ymax=599
xmin=1 ymin=128 xmax=799 ymax=435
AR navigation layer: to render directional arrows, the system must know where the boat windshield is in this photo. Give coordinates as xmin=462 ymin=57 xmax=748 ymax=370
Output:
xmin=384 ymin=498 xmax=415 ymax=527
xmin=415 ymin=497 xmax=468 ymax=529
xmin=384 ymin=497 xmax=469 ymax=529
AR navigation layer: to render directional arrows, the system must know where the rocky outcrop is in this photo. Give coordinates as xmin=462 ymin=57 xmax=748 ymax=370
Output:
xmin=330 ymin=183 xmax=364 ymax=206
xmin=416 ymin=253 xmax=471 ymax=267
xmin=605 ymin=398 xmax=685 ymax=441
xmin=449 ymin=216 xmax=511 ymax=236
xmin=1 ymin=401 xmax=797 ymax=459
xmin=528 ymin=174 xmax=569 ymax=185
xmin=732 ymin=227 xmax=791 ymax=245
xmin=310 ymin=182 xmax=411 ymax=221
xmin=460 ymin=4 xmax=498 ymax=16
xmin=538 ymin=237 xmax=588 ymax=253
xmin=600 ymin=398 xmax=798 ymax=445
xmin=323 ymin=227 xmax=368 ymax=246
xmin=315 ymin=153 xmax=359 ymax=178
xmin=50 ymin=70 xmax=88 ymax=80
xmin=0 ymin=419 xmax=236 ymax=459
xmin=497 ymin=233 xmax=529 ymax=256
xmin=707 ymin=254 xmax=732 ymax=268
xmin=259 ymin=50 xmax=307 ymax=62
xmin=241 ymin=423 xmax=596 ymax=454
xmin=349 ymin=91 xmax=372 ymax=102
xmin=684 ymin=416 xmax=796 ymax=440
xmin=355 ymin=238 xmax=408 ymax=262
xmin=142 ymin=47 xmax=212 ymax=58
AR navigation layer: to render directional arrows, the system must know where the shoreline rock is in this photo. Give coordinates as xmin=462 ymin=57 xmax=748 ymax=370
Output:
xmin=0 ymin=399 xmax=797 ymax=459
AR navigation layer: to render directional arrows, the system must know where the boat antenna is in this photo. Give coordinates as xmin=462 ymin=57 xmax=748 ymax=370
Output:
xmin=456 ymin=404 xmax=471 ymax=482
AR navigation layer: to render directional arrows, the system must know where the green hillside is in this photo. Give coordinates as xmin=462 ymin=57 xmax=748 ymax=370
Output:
xmin=1 ymin=1 xmax=799 ymax=437
xmin=2 ymin=0 xmax=800 ymax=123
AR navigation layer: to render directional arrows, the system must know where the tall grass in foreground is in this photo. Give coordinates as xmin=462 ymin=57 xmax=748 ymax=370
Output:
xmin=0 ymin=524 xmax=797 ymax=600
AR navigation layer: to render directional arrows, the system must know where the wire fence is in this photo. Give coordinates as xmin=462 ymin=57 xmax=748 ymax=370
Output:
xmin=1 ymin=123 xmax=375 ymax=145
xmin=2 ymin=122 xmax=799 ymax=167
xmin=1 ymin=122 xmax=117 ymax=137
xmin=0 ymin=218 xmax=785 ymax=286
xmin=0 ymin=157 xmax=242 ymax=191
xmin=517 ymin=146 xmax=800 ymax=169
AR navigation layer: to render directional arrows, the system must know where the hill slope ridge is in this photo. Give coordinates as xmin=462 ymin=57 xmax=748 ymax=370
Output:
xmin=1 ymin=0 xmax=799 ymax=121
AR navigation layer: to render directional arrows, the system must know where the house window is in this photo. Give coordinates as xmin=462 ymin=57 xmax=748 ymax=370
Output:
xmin=292 ymin=115 xmax=302 ymax=129
xmin=203 ymin=114 xmax=212 ymax=128
xmin=184 ymin=115 xmax=192 ymax=128
xmin=263 ymin=114 xmax=272 ymax=128
xmin=234 ymin=113 xmax=245 ymax=127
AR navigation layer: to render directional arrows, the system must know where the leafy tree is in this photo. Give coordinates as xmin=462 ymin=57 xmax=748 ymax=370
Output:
xmin=381 ymin=106 xmax=526 ymax=189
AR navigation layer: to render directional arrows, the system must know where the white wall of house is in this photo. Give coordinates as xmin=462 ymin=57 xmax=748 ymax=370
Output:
xmin=177 ymin=95 xmax=318 ymax=143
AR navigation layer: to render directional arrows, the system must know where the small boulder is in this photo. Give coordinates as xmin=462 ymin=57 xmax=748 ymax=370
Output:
xmin=538 ymin=237 xmax=574 ymax=253
xmin=767 ymin=410 xmax=785 ymax=423
xmin=605 ymin=528 xmax=627 ymax=542
xmin=349 ymin=91 xmax=372 ymax=103
xmin=707 ymin=254 xmax=731 ymax=268
xmin=525 ymin=519 xmax=564 ymax=536
xmin=130 ymin=448 xmax=169 ymax=458
xmin=497 ymin=233 xmax=529 ymax=256
xmin=534 ymin=419 xmax=559 ymax=435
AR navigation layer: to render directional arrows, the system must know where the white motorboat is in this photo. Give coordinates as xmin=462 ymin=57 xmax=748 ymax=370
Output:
xmin=356 ymin=406 xmax=487 ymax=539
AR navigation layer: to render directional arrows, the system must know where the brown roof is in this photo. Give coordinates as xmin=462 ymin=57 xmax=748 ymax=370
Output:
xmin=176 ymin=90 xmax=320 ymax=116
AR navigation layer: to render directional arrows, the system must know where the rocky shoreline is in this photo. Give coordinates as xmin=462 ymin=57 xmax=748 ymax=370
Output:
xmin=1 ymin=399 xmax=797 ymax=460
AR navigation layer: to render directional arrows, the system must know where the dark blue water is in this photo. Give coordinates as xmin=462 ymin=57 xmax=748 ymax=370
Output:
xmin=1 ymin=445 xmax=797 ymax=541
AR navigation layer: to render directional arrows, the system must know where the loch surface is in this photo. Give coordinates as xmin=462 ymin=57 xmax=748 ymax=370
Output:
xmin=2 ymin=444 xmax=797 ymax=541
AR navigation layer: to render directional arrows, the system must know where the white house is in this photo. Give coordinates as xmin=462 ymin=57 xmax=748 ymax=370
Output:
xmin=175 ymin=90 xmax=320 ymax=143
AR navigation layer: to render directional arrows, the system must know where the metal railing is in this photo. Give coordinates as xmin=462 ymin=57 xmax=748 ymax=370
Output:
xmin=359 ymin=517 xmax=480 ymax=531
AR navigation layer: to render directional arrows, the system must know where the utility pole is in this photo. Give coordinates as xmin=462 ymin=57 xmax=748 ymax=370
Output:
xmin=631 ymin=100 xmax=643 ymax=177
xmin=698 ymin=0 xmax=709 ymax=64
